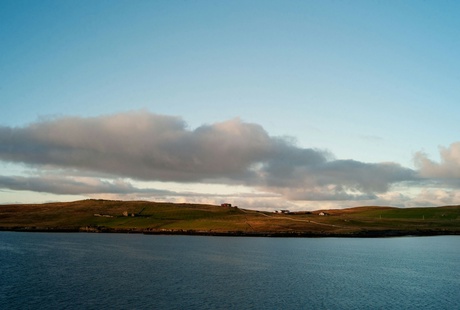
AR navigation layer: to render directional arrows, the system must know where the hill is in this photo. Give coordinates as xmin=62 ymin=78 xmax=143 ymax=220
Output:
xmin=1 ymin=200 xmax=459 ymax=237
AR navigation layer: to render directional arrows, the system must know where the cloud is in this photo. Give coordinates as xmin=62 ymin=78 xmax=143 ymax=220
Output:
xmin=359 ymin=134 xmax=384 ymax=142
xmin=0 ymin=111 xmax=417 ymax=201
xmin=0 ymin=111 xmax=272 ymax=181
xmin=258 ymin=154 xmax=416 ymax=200
xmin=410 ymin=189 xmax=460 ymax=207
xmin=0 ymin=175 xmax=174 ymax=196
xmin=0 ymin=174 xmax=282 ymax=208
xmin=414 ymin=142 xmax=460 ymax=187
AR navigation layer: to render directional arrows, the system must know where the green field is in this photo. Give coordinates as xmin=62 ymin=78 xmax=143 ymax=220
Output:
xmin=1 ymin=199 xmax=459 ymax=236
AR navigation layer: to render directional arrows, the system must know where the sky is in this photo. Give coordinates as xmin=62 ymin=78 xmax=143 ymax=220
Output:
xmin=1 ymin=0 xmax=460 ymax=210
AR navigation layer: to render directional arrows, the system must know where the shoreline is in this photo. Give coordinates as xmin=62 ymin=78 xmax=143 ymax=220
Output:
xmin=1 ymin=226 xmax=459 ymax=238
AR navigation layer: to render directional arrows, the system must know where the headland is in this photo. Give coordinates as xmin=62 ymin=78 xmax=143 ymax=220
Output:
xmin=1 ymin=199 xmax=459 ymax=237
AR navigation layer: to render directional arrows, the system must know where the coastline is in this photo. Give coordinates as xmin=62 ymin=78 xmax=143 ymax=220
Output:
xmin=1 ymin=226 xmax=459 ymax=238
xmin=1 ymin=200 xmax=459 ymax=237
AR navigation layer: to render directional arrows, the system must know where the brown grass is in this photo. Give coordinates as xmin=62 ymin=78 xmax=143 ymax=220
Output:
xmin=1 ymin=199 xmax=459 ymax=235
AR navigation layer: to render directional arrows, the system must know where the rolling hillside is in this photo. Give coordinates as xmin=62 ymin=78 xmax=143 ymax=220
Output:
xmin=1 ymin=199 xmax=459 ymax=237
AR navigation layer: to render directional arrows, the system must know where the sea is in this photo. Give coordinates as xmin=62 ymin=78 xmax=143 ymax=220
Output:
xmin=0 ymin=232 xmax=459 ymax=310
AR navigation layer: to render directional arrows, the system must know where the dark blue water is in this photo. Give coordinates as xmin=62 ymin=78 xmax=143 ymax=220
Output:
xmin=1 ymin=233 xmax=459 ymax=309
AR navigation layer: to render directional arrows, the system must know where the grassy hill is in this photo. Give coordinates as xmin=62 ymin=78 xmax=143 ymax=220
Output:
xmin=1 ymin=199 xmax=459 ymax=237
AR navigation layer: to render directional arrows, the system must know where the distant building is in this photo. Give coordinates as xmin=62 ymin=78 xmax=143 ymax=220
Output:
xmin=93 ymin=214 xmax=113 ymax=218
xmin=280 ymin=210 xmax=290 ymax=214
xmin=221 ymin=203 xmax=232 ymax=207
xmin=319 ymin=212 xmax=329 ymax=216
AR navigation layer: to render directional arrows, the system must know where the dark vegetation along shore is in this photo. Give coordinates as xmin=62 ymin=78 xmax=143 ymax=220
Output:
xmin=1 ymin=199 xmax=459 ymax=237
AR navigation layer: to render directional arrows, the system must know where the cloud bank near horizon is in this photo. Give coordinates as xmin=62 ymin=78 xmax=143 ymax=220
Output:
xmin=415 ymin=142 xmax=460 ymax=187
xmin=0 ymin=111 xmax=456 ymax=208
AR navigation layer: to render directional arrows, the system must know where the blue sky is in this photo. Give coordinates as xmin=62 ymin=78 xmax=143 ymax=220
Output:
xmin=1 ymin=0 xmax=460 ymax=210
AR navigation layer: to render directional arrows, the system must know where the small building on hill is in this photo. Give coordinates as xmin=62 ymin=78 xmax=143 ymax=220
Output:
xmin=221 ymin=203 xmax=232 ymax=207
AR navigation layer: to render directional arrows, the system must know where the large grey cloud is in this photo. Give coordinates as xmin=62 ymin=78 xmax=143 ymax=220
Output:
xmin=260 ymin=158 xmax=415 ymax=200
xmin=0 ymin=111 xmax=417 ymax=200
xmin=0 ymin=112 xmax=271 ymax=181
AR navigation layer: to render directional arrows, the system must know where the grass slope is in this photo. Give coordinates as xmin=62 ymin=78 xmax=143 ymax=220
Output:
xmin=1 ymin=200 xmax=459 ymax=236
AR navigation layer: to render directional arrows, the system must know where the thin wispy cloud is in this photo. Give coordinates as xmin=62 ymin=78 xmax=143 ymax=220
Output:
xmin=0 ymin=175 xmax=169 ymax=196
